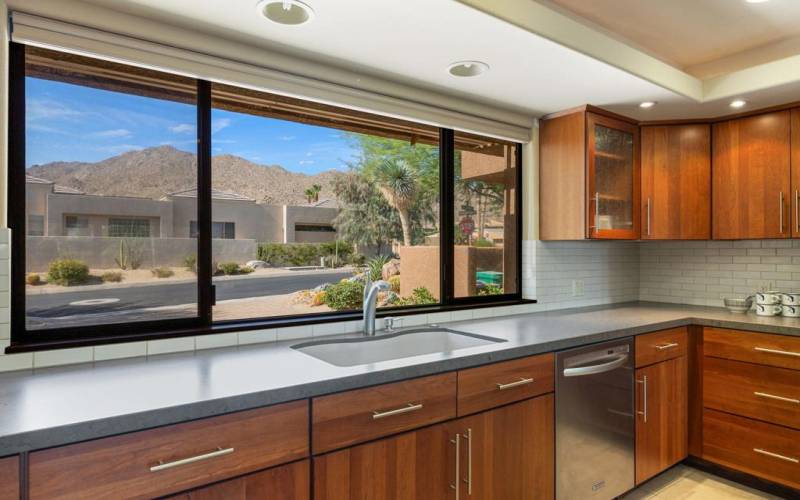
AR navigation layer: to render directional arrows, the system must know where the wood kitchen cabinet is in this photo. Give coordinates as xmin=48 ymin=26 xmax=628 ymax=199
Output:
xmin=640 ymin=124 xmax=711 ymax=239
xmin=712 ymin=110 xmax=792 ymax=239
xmin=0 ymin=456 xmax=19 ymax=500
xmin=635 ymin=330 xmax=688 ymax=485
xmin=314 ymin=395 xmax=554 ymax=500
xmin=791 ymin=109 xmax=800 ymax=237
xmin=540 ymin=106 xmax=640 ymax=240
xmin=169 ymin=460 xmax=309 ymax=500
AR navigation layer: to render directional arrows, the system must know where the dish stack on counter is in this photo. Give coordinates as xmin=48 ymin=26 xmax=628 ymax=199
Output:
xmin=754 ymin=291 xmax=800 ymax=317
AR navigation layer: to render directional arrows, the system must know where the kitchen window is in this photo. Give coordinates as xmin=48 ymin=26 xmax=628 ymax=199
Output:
xmin=7 ymin=43 xmax=524 ymax=352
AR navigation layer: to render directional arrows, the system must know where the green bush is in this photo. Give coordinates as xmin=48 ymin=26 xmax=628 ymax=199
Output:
xmin=478 ymin=284 xmax=502 ymax=296
xmin=240 ymin=265 xmax=254 ymax=274
xmin=367 ymin=254 xmax=391 ymax=281
xmin=47 ymin=259 xmax=90 ymax=286
xmin=183 ymin=253 xmax=197 ymax=273
xmin=256 ymin=241 xmax=354 ymax=267
xmin=218 ymin=262 xmax=243 ymax=275
xmin=101 ymin=271 xmax=123 ymax=283
xmin=26 ymin=273 xmax=42 ymax=286
xmin=388 ymin=275 xmax=401 ymax=293
xmin=322 ymin=280 xmax=364 ymax=310
xmin=472 ymin=238 xmax=495 ymax=247
xmin=151 ymin=267 xmax=174 ymax=278
xmin=396 ymin=286 xmax=437 ymax=306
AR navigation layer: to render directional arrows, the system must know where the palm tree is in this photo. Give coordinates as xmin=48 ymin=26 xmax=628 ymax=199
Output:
xmin=375 ymin=159 xmax=417 ymax=246
xmin=304 ymin=187 xmax=315 ymax=204
xmin=311 ymin=184 xmax=322 ymax=202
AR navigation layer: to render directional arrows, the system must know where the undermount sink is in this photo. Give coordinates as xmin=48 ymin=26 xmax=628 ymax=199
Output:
xmin=292 ymin=327 xmax=506 ymax=367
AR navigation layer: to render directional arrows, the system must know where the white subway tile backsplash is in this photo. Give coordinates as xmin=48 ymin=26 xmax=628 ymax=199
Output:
xmin=276 ymin=325 xmax=312 ymax=341
xmin=34 ymin=347 xmax=94 ymax=368
xmin=94 ymin=342 xmax=148 ymax=361
xmin=147 ymin=337 xmax=196 ymax=356
xmin=237 ymin=329 xmax=277 ymax=345
xmin=195 ymin=333 xmax=238 ymax=350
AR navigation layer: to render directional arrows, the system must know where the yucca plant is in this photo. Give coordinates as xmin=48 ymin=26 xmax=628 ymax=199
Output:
xmin=375 ymin=159 xmax=416 ymax=246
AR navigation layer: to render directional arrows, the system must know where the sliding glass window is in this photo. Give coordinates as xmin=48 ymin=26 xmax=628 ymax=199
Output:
xmin=20 ymin=46 xmax=200 ymax=331
xmin=210 ymin=84 xmax=440 ymax=322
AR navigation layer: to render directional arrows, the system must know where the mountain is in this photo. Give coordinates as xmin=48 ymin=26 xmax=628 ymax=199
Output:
xmin=26 ymin=146 xmax=341 ymax=205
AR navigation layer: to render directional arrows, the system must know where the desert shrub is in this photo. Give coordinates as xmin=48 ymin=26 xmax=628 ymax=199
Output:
xmin=323 ymin=280 xmax=364 ymax=310
xmin=183 ymin=253 xmax=197 ymax=273
xmin=240 ymin=265 xmax=254 ymax=274
xmin=388 ymin=275 xmax=401 ymax=293
xmin=151 ymin=267 xmax=174 ymax=278
xmin=396 ymin=286 xmax=437 ymax=306
xmin=472 ymin=238 xmax=495 ymax=247
xmin=26 ymin=273 xmax=42 ymax=285
xmin=367 ymin=255 xmax=391 ymax=281
xmin=257 ymin=241 xmax=354 ymax=267
xmin=478 ymin=284 xmax=503 ymax=296
xmin=47 ymin=259 xmax=90 ymax=286
xmin=101 ymin=271 xmax=123 ymax=283
xmin=312 ymin=291 xmax=327 ymax=306
xmin=114 ymin=239 xmax=144 ymax=270
xmin=218 ymin=262 xmax=243 ymax=275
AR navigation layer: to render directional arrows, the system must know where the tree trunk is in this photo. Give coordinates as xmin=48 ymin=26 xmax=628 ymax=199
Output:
xmin=398 ymin=209 xmax=412 ymax=247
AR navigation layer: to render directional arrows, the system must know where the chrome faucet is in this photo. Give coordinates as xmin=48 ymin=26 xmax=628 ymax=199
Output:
xmin=363 ymin=275 xmax=390 ymax=336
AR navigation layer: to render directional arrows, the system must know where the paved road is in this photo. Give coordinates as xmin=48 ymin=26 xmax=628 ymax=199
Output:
xmin=27 ymin=271 xmax=353 ymax=319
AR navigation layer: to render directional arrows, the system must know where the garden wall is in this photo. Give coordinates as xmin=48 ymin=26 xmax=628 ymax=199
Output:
xmin=26 ymin=236 xmax=256 ymax=272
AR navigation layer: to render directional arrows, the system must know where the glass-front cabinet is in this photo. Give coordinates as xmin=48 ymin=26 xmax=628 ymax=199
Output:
xmin=586 ymin=113 xmax=640 ymax=239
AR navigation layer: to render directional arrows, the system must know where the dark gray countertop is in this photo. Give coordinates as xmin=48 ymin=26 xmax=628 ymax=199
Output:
xmin=2 ymin=301 xmax=800 ymax=456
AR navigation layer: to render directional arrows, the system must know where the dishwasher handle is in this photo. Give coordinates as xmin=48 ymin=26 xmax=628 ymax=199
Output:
xmin=562 ymin=353 xmax=628 ymax=377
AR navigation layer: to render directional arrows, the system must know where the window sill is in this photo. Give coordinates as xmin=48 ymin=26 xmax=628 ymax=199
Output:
xmin=5 ymin=298 xmax=536 ymax=354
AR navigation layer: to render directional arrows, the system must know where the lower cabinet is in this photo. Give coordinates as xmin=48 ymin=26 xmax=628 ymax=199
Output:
xmin=635 ymin=355 xmax=688 ymax=484
xmin=0 ymin=456 xmax=19 ymax=500
xmin=313 ymin=394 xmax=554 ymax=499
xmin=169 ymin=460 xmax=309 ymax=500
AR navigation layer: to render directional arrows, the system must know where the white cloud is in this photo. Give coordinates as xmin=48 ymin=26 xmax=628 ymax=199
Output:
xmin=305 ymin=151 xmax=314 ymax=156
xmin=299 ymin=160 xmax=315 ymax=165
xmin=26 ymin=99 xmax=84 ymax=121
xmin=279 ymin=135 xmax=296 ymax=141
xmin=94 ymin=144 xmax=144 ymax=154
xmin=212 ymin=118 xmax=232 ymax=134
xmin=89 ymin=128 xmax=131 ymax=138
xmin=169 ymin=123 xmax=195 ymax=134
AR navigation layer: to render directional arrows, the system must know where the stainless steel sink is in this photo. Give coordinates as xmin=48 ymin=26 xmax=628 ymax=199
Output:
xmin=292 ymin=327 xmax=506 ymax=367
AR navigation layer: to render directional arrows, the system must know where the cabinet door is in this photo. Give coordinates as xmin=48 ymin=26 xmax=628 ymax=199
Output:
xmin=641 ymin=125 xmax=710 ymax=239
xmin=587 ymin=113 xmax=640 ymax=239
xmin=170 ymin=460 xmax=309 ymax=500
xmin=313 ymin=422 xmax=455 ymax=500
xmin=792 ymin=109 xmax=800 ymax=238
xmin=635 ymin=357 xmax=688 ymax=485
xmin=712 ymin=111 xmax=791 ymax=239
xmin=0 ymin=456 xmax=19 ymax=500
xmin=455 ymin=395 xmax=554 ymax=500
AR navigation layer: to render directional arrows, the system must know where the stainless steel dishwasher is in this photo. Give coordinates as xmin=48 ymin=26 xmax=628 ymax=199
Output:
xmin=555 ymin=338 xmax=635 ymax=500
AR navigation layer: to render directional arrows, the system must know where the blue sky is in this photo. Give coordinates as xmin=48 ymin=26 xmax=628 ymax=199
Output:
xmin=25 ymin=77 xmax=358 ymax=174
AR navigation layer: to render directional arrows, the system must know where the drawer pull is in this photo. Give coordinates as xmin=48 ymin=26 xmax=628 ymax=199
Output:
xmin=496 ymin=377 xmax=534 ymax=390
xmin=754 ymin=347 xmax=800 ymax=358
xmin=372 ymin=402 xmax=423 ymax=420
xmin=753 ymin=448 xmax=799 ymax=464
xmin=149 ymin=447 xmax=234 ymax=472
xmin=754 ymin=391 xmax=800 ymax=404
xmin=655 ymin=342 xmax=679 ymax=350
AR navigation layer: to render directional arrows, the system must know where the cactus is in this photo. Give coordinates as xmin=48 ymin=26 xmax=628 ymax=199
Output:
xmin=115 ymin=239 xmax=144 ymax=270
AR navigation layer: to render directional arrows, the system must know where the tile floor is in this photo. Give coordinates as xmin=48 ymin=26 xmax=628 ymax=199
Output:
xmin=621 ymin=465 xmax=783 ymax=499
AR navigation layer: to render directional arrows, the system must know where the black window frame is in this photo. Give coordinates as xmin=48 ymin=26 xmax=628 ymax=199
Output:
xmin=6 ymin=42 xmax=529 ymax=353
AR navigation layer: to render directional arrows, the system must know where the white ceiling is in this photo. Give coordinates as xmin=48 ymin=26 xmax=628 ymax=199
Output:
xmin=46 ymin=0 xmax=800 ymax=121
xmin=541 ymin=0 xmax=800 ymax=78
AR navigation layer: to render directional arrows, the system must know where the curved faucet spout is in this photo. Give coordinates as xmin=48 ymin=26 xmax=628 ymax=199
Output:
xmin=363 ymin=279 xmax=391 ymax=336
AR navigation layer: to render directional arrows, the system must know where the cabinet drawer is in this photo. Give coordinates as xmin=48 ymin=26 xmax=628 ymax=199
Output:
xmin=457 ymin=353 xmax=554 ymax=416
xmin=169 ymin=460 xmax=309 ymax=500
xmin=635 ymin=327 xmax=687 ymax=367
xmin=29 ymin=400 xmax=309 ymax=500
xmin=704 ymin=327 xmax=800 ymax=370
xmin=0 ymin=456 xmax=19 ymax=500
xmin=704 ymin=357 xmax=800 ymax=429
xmin=312 ymin=373 xmax=456 ymax=454
xmin=703 ymin=409 xmax=800 ymax=490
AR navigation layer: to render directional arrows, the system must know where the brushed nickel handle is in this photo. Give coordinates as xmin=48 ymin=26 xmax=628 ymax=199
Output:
xmin=754 ymin=346 xmax=800 ymax=358
xmin=754 ymin=391 xmax=800 ymax=404
xmin=753 ymin=448 xmax=799 ymax=464
xmin=496 ymin=377 xmax=534 ymax=390
xmin=646 ymin=197 xmax=651 ymax=236
xmin=780 ymin=191 xmax=785 ymax=233
xmin=655 ymin=342 xmax=679 ymax=350
xmin=450 ymin=434 xmax=461 ymax=499
xmin=594 ymin=192 xmax=600 ymax=235
xmin=150 ymin=447 xmax=234 ymax=472
xmin=462 ymin=428 xmax=473 ymax=495
xmin=636 ymin=376 xmax=648 ymax=423
xmin=372 ymin=402 xmax=423 ymax=420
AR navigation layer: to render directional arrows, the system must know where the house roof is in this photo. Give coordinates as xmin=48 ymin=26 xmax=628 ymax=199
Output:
xmin=167 ymin=187 xmax=254 ymax=201
xmin=26 ymin=175 xmax=85 ymax=194
xmin=304 ymin=198 xmax=339 ymax=209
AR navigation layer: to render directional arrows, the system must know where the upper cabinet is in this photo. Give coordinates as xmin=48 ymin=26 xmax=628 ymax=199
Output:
xmin=792 ymin=109 xmax=800 ymax=238
xmin=641 ymin=124 xmax=711 ymax=240
xmin=712 ymin=111 xmax=792 ymax=240
xmin=540 ymin=108 xmax=640 ymax=240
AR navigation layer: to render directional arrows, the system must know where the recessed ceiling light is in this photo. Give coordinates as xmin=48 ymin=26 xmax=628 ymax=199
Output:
xmin=257 ymin=0 xmax=314 ymax=26
xmin=447 ymin=61 xmax=490 ymax=77
xmin=639 ymin=101 xmax=656 ymax=108
xmin=730 ymin=99 xmax=747 ymax=108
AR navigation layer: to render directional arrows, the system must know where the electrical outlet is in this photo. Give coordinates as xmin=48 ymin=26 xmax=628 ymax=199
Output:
xmin=572 ymin=279 xmax=585 ymax=297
